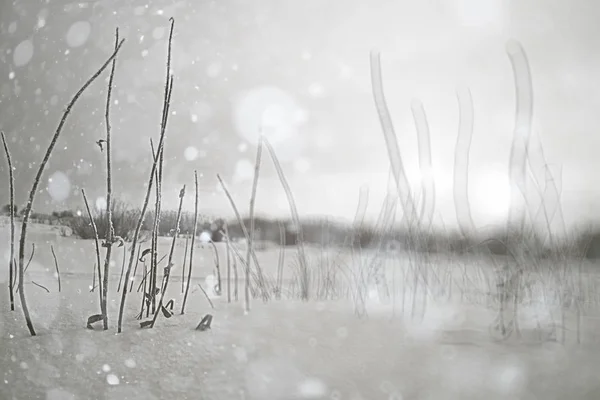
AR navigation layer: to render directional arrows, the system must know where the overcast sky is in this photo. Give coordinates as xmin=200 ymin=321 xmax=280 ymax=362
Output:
xmin=1 ymin=0 xmax=599 ymax=231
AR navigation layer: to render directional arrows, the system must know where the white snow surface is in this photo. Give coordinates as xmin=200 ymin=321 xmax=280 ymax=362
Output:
xmin=1 ymin=219 xmax=600 ymax=399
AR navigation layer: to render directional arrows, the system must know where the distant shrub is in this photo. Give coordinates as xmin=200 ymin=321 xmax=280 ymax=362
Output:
xmin=1 ymin=204 xmax=17 ymax=215
xmin=68 ymin=200 xmax=140 ymax=241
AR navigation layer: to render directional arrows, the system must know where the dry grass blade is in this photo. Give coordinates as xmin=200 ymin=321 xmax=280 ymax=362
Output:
xmin=453 ymin=87 xmax=476 ymax=236
xmin=245 ymin=135 xmax=265 ymax=309
xmin=261 ymin=138 xmax=310 ymax=300
xmin=369 ymin=50 xmax=417 ymax=226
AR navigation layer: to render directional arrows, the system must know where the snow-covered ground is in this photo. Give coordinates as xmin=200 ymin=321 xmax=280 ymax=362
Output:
xmin=2 ymin=219 xmax=600 ymax=399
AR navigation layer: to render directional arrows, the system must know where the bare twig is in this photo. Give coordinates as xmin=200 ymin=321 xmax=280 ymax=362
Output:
xmin=181 ymin=170 xmax=199 ymax=314
xmin=1 ymin=132 xmax=16 ymax=311
xmin=245 ymin=135 xmax=264 ymax=310
xmin=82 ymin=189 xmax=103 ymax=311
xmin=129 ymin=244 xmax=142 ymax=292
xmin=15 ymin=245 xmax=35 ymax=294
xmin=50 ymin=245 xmax=61 ymax=292
xmin=197 ymin=283 xmax=215 ymax=309
xmin=32 ymin=281 xmax=49 ymax=293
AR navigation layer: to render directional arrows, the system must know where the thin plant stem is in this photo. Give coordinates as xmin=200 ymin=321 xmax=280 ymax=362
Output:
xmin=1 ymin=132 xmax=16 ymax=311
xmin=225 ymin=224 xmax=231 ymax=303
xmin=101 ymin=28 xmax=120 ymax=330
xmin=117 ymin=244 xmax=126 ymax=292
xmin=50 ymin=245 xmax=61 ymax=292
xmin=181 ymin=236 xmax=189 ymax=293
xmin=181 ymin=171 xmax=198 ymax=314
xmin=82 ymin=189 xmax=103 ymax=312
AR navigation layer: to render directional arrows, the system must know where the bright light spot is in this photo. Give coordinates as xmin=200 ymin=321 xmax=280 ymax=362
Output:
xmin=315 ymin=133 xmax=333 ymax=149
xmin=190 ymin=101 xmax=213 ymax=123
xmin=8 ymin=21 xmax=17 ymax=34
xmin=492 ymin=360 xmax=527 ymax=395
xmin=233 ymin=347 xmax=248 ymax=363
xmin=13 ymin=39 xmax=34 ymax=67
xmin=199 ymin=231 xmax=212 ymax=243
xmin=184 ymin=146 xmax=199 ymax=161
xmin=232 ymin=86 xmax=307 ymax=148
xmin=233 ymin=159 xmax=254 ymax=183
xmin=66 ymin=21 xmax=92 ymax=48
xmin=124 ymin=358 xmax=136 ymax=368
xmin=454 ymin=0 xmax=504 ymax=29
xmin=47 ymin=171 xmax=71 ymax=202
xmin=206 ymin=62 xmax=221 ymax=78
xmin=8 ymin=72 xmax=15 ymax=80
xmin=141 ymin=49 xmax=148 ymax=57
xmin=204 ymin=274 xmax=219 ymax=297
xmin=297 ymin=378 xmax=327 ymax=398
xmin=46 ymin=388 xmax=76 ymax=400
xmin=95 ymin=197 xmax=107 ymax=211
xmin=294 ymin=158 xmax=310 ymax=173
xmin=102 ymin=364 xmax=111 ymax=372
xmin=106 ymin=374 xmax=120 ymax=385
xmin=76 ymin=210 xmax=82 ymax=217
xmin=231 ymin=64 xmax=239 ymax=71
xmin=238 ymin=143 xmax=248 ymax=153
xmin=37 ymin=17 xmax=46 ymax=29
xmin=307 ymin=83 xmax=324 ymax=97
xmin=472 ymin=168 xmax=511 ymax=220
xmin=152 ymin=27 xmax=165 ymax=40
xmin=339 ymin=64 xmax=353 ymax=79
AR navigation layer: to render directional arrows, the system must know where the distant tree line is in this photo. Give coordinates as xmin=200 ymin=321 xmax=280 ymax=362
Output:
xmin=6 ymin=201 xmax=600 ymax=260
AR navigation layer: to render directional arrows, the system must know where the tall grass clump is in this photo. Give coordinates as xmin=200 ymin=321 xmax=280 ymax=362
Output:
xmin=15 ymin=36 xmax=125 ymax=336
xmin=117 ymin=17 xmax=175 ymax=333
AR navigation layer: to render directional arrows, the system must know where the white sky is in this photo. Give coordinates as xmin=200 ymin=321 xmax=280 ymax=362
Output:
xmin=1 ymin=0 xmax=599 ymax=231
